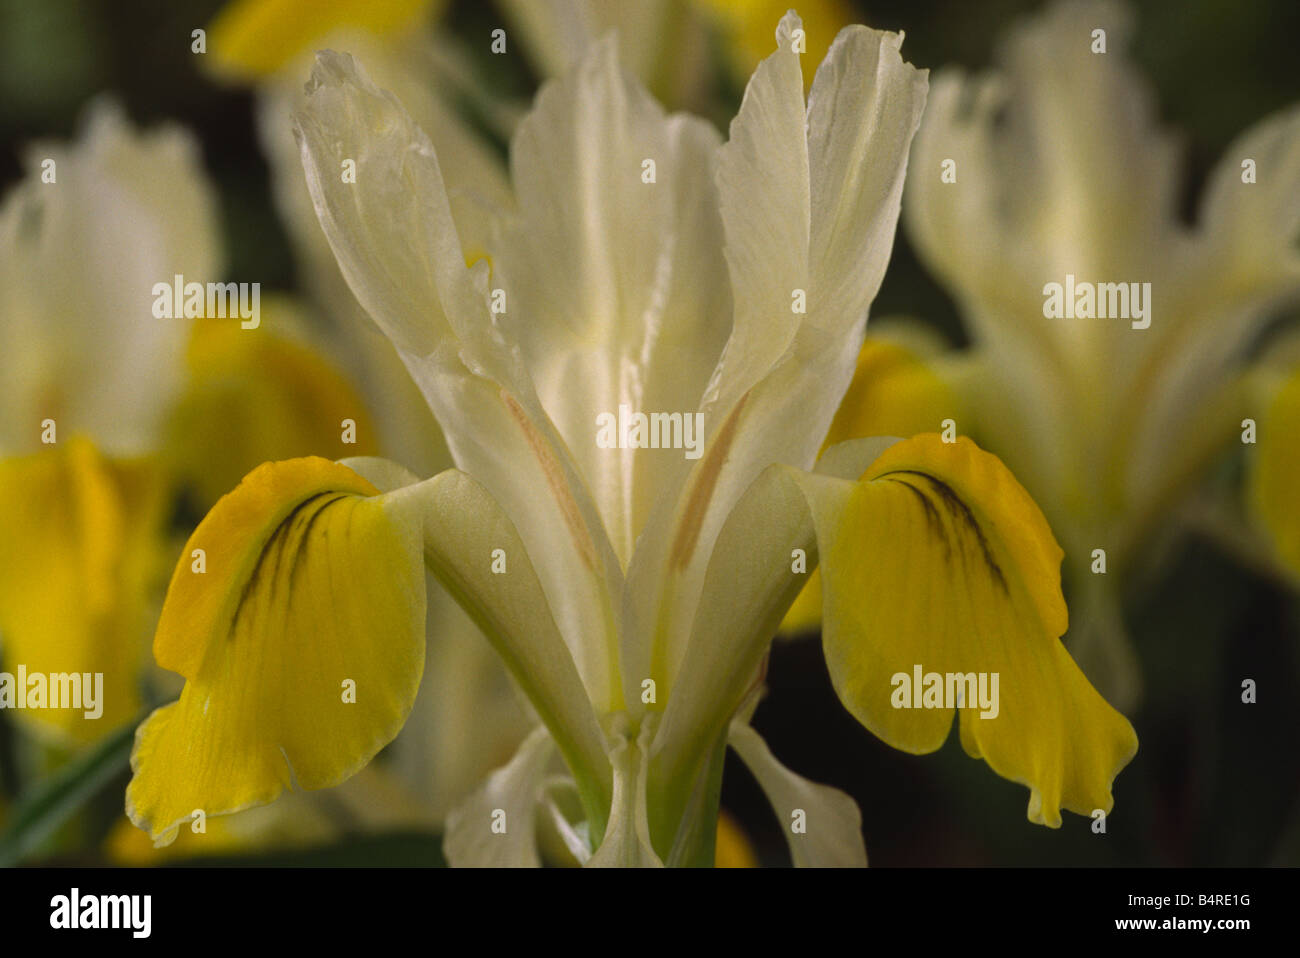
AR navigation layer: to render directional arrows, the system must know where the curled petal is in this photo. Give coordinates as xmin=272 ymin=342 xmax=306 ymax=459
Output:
xmin=126 ymin=457 xmax=426 ymax=845
xmin=729 ymin=723 xmax=866 ymax=867
xmin=794 ymin=435 xmax=1138 ymax=827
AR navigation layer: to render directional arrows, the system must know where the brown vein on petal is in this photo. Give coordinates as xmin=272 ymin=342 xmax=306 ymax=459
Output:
xmin=231 ymin=492 xmax=347 ymax=637
xmin=502 ymin=390 xmax=597 ymax=570
xmin=880 ymin=470 xmax=1009 ymax=594
xmin=670 ymin=392 xmax=749 ymax=570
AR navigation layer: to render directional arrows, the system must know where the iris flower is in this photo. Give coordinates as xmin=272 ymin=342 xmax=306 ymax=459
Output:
xmin=126 ymin=13 xmax=1137 ymax=866
xmin=822 ymin=0 xmax=1300 ymax=706
xmin=0 ymin=100 xmax=437 ymax=870
xmin=0 ymin=102 xmax=220 ymax=745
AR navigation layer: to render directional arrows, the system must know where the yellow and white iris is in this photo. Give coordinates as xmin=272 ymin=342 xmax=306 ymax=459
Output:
xmin=817 ymin=0 xmax=1300 ymax=707
xmin=126 ymin=13 xmax=1138 ymax=865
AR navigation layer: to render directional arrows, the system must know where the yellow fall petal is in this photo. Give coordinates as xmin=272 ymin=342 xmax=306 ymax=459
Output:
xmin=822 ymin=336 xmax=962 ymax=450
xmin=125 ymin=457 xmax=425 ymax=846
xmin=110 ymin=761 xmax=426 ymax=864
xmin=0 ymin=437 xmax=166 ymax=743
xmin=166 ymin=315 xmax=377 ymax=509
xmin=696 ymin=0 xmax=857 ymax=90
xmin=806 ymin=434 xmax=1137 ymax=827
xmin=714 ymin=809 xmax=757 ymax=868
xmin=1251 ymin=368 xmax=1300 ymax=580
xmin=207 ymin=0 xmax=441 ymax=81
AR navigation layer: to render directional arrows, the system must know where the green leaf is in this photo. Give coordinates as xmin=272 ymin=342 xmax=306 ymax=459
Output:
xmin=0 ymin=720 xmax=136 ymax=866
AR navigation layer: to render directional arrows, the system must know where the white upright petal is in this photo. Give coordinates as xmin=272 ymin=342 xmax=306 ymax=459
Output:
xmin=0 ymin=100 xmax=220 ymax=454
xmin=729 ymin=724 xmax=867 ymax=867
xmin=705 ymin=11 xmax=810 ymax=415
xmin=497 ymin=35 xmax=729 ymax=563
xmin=256 ymin=31 xmax=509 ymax=483
xmin=1201 ymin=103 xmax=1300 ymax=285
xmin=623 ymin=16 xmax=926 ymax=704
xmin=497 ymin=0 xmax=709 ymax=105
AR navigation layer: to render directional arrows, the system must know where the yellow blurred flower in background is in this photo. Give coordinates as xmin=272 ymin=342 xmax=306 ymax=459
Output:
xmin=814 ymin=0 xmax=1300 ymax=708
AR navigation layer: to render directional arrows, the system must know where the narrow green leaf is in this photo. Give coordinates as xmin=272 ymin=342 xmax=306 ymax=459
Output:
xmin=0 ymin=719 xmax=136 ymax=866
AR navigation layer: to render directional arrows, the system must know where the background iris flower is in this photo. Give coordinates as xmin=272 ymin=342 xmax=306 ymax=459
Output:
xmin=816 ymin=0 xmax=1300 ymax=713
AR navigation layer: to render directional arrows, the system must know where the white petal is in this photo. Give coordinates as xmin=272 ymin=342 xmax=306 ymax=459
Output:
xmin=704 ymin=11 xmax=810 ymax=416
xmin=341 ymin=460 xmax=536 ymax=823
xmin=384 ymin=467 xmax=612 ymax=813
xmin=651 ymin=438 xmax=897 ymax=799
xmin=0 ymin=99 xmax=220 ymax=454
xmin=389 ymin=585 xmax=535 ymax=824
xmin=444 ymin=726 xmax=553 ymax=867
xmin=497 ymin=34 xmax=729 ymax=564
xmin=729 ymin=724 xmax=866 ymax=867
xmin=497 ymin=0 xmax=691 ymax=95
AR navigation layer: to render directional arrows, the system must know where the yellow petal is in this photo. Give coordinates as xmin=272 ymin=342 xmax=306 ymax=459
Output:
xmin=714 ymin=809 xmax=757 ymax=868
xmin=781 ymin=335 xmax=960 ymax=635
xmin=1251 ymin=367 xmax=1300 ymax=580
xmin=802 ymin=434 xmax=1137 ymax=826
xmin=109 ymin=761 xmax=424 ymax=864
xmin=696 ymin=0 xmax=857 ymax=90
xmin=207 ymin=0 xmax=441 ymax=81
xmin=822 ymin=335 xmax=962 ymax=450
xmin=125 ymin=457 xmax=425 ymax=846
xmin=779 ymin=567 xmax=824 ymax=635
xmin=166 ymin=313 xmax=377 ymax=509
xmin=0 ymin=438 xmax=166 ymax=743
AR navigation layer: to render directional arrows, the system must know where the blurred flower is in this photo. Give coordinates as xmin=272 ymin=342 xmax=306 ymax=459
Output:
xmin=206 ymin=0 xmax=445 ymax=83
xmin=126 ymin=13 xmax=1137 ymax=866
xmin=0 ymin=101 xmax=218 ymax=744
xmin=497 ymin=0 xmax=855 ymax=108
xmin=822 ymin=0 xmax=1300 ymax=707
xmin=714 ymin=809 xmax=758 ymax=868
xmin=0 ymin=100 xmax=392 ymax=862
xmin=1250 ymin=359 xmax=1300 ymax=583
xmin=695 ymin=0 xmax=856 ymax=89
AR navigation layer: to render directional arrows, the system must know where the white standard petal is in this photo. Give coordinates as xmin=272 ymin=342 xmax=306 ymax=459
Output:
xmin=623 ymin=15 xmax=927 ymax=709
xmin=497 ymin=34 xmax=729 ymax=565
